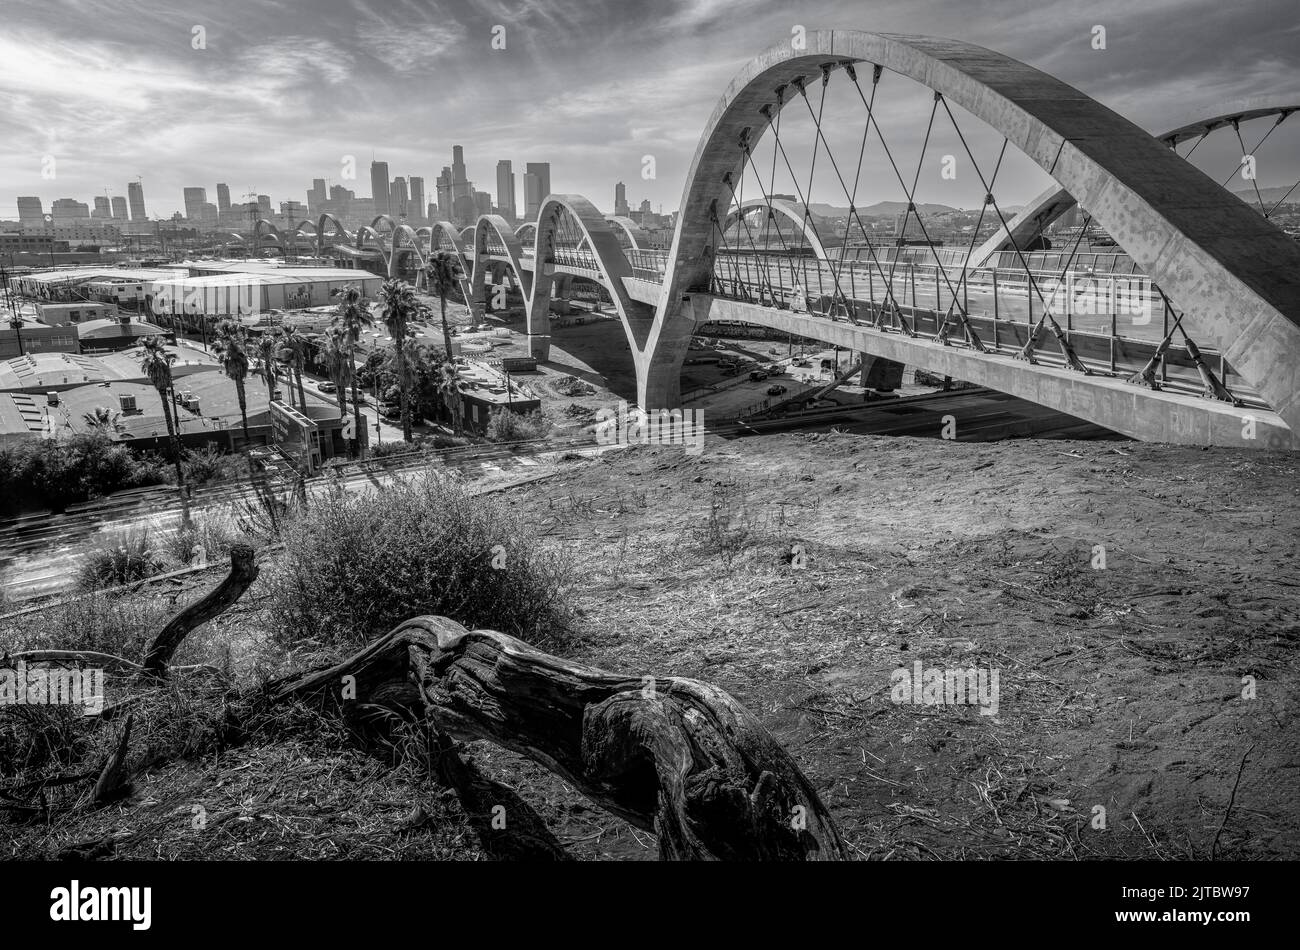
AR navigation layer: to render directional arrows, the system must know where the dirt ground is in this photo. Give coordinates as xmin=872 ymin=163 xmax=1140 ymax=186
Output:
xmin=4 ymin=431 xmax=1297 ymax=860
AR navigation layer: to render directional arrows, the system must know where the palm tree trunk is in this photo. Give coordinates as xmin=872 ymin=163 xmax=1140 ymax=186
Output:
xmin=440 ymin=294 xmax=453 ymax=359
xmin=235 ymin=380 xmax=255 ymax=477
xmin=350 ymin=375 xmax=364 ymax=458
xmin=395 ymin=346 xmax=412 ymax=442
xmin=158 ymin=386 xmax=192 ymax=528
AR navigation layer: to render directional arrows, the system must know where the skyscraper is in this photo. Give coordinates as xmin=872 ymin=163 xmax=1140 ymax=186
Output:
xmin=127 ymin=181 xmax=146 ymax=221
xmin=524 ymin=162 xmax=551 ymax=219
xmin=183 ymin=187 xmax=207 ymax=221
xmin=451 ymin=146 xmax=471 ymax=202
xmin=308 ymin=178 xmax=326 ymax=216
xmin=496 ymin=160 xmax=516 ymax=222
xmin=51 ymin=198 xmax=90 ymax=224
xmin=370 ymin=160 xmax=391 ymax=217
xmin=216 ymin=183 xmax=231 ymax=215
xmin=257 ymin=195 xmax=272 ymax=219
xmin=449 ymin=146 xmax=477 ymax=225
xmin=408 ymin=177 xmax=425 ymax=222
xmin=111 ymin=196 xmax=128 ymax=221
xmin=436 ymin=168 xmax=452 ymax=220
xmin=614 ymin=181 xmax=628 ymax=216
xmin=390 ymin=176 xmax=409 ymax=218
xmin=523 ymin=172 xmax=542 ymax=221
xmin=93 ymin=196 xmax=112 ymax=218
xmin=17 ymin=196 xmax=43 ymax=229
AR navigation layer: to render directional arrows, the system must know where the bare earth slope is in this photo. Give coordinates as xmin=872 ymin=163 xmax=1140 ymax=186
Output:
xmin=508 ymin=433 xmax=1300 ymax=859
xmin=5 ymin=432 xmax=1297 ymax=860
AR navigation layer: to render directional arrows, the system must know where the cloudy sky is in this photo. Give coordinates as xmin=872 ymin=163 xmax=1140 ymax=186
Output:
xmin=1 ymin=0 xmax=1297 ymax=221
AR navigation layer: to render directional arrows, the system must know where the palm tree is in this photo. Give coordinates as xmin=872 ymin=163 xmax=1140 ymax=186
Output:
xmin=255 ymin=331 xmax=278 ymax=404
xmin=423 ymin=250 xmax=463 ymax=360
xmin=82 ymin=406 xmax=125 ymax=435
xmin=277 ymin=324 xmax=309 ymax=409
xmin=436 ymin=360 xmax=464 ymax=435
xmin=316 ymin=325 xmax=350 ymax=423
xmin=377 ymin=278 xmax=418 ymax=442
xmin=333 ymin=284 xmax=373 ymax=457
xmin=139 ymin=335 xmax=191 ymax=525
xmin=211 ymin=320 xmax=256 ymax=473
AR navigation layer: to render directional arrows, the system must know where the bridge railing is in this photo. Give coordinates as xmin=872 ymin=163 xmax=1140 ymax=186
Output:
xmin=707 ymin=259 xmax=1262 ymax=408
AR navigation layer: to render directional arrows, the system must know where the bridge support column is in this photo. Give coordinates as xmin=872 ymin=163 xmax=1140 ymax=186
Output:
xmin=859 ymin=353 xmax=905 ymax=391
xmin=526 ymin=267 xmax=555 ymax=361
xmin=637 ymin=294 xmax=710 ymax=410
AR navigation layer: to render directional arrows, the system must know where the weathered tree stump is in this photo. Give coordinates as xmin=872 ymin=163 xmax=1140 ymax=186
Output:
xmin=141 ymin=544 xmax=259 ymax=676
xmin=273 ymin=616 xmax=847 ymax=860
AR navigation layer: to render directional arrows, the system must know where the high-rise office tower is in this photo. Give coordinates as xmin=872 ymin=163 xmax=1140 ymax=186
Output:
xmin=614 ymin=182 xmax=629 ymax=216
xmin=408 ymin=177 xmax=425 ymax=222
xmin=451 ymin=146 xmax=470 ymax=201
xmin=257 ymin=194 xmax=272 ymax=218
xmin=127 ymin=181 xmax=146 ymax=221
xmin=474 ymin=191 xmax=492 ymax=216
xmin=525 ymin=162 xmax=550 ymax=199
xmin=390 ymin=176 xmax=409 ymax=218
xmin=183 ymin=187 xmax=207 ymax=221
xmin=51 ymin=198 xmax=90 ymax=223
xmin=640 ymin=198 xmax=652 ymax=215
xmin=496 ymin=160 xmax=516 ymax=222
xmin=111 ymin=196 xmax=128 ymax=221
xmin=17 ymin=196 xmax=43 ymax=229
xmin=308 ymin=178 xmax=326 ymax=215
xmin=436 ymin=168 xmax=452 ymax=219
xmin=523 ymin=172 xmax=542 ymax=221
xmin=93 ymin=196 xmax=112 ymax=218
xmin=370 ymin=160 xmax=391 ymax=217
xmin=216 ymin=183 xmax=231 ymax=214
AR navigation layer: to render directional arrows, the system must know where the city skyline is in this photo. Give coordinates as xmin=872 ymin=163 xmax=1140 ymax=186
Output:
xmin=3 ymin=0 xmax=1298 ymax=223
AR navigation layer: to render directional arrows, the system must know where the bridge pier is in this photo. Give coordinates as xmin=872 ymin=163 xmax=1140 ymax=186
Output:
xmin=638 ymin=294 xmax=709 ymax=410
xmin=860 ymin=354 xmax=905 ymax=391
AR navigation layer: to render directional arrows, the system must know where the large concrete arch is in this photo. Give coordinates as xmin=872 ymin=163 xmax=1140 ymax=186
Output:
xmin=643 ymin=30 xmax=1300 ymax=437
xmin=526 ymin=194 xmax=650 ymax=363
xmin=722 ymin=196 xmax=829 ymax=261
xmin=388 ymin=223 xmax=426 ymax=279
xmin=973 ymin=101 xmax=1300 ymax=265
xmin=515 ymin=222 xmax=537 ymax=246
xmin=473 ymin=213 xmax=533 ymax=302
xmin=605 ymin=215 xmax=652 ymax=251
xmin=316 ymin=212 xmax=352 ymax=256
xmin=1158 ymin=100 xmax=1299 ymax=148
xmin=429 ymin=220 xmax=473 ymax=281
xmin=253 ymin=219 xmax=282 ymax=256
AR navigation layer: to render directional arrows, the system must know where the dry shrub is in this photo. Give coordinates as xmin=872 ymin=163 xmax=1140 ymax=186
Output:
xmin=266 ymin=472 xmax=572 ymax=649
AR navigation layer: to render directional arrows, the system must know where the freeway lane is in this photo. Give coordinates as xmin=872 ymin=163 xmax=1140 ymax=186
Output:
xmin=0 ymin=437 xmax=613 ymax=603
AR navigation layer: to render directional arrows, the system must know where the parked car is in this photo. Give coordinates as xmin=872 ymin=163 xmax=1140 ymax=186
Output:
xmin=317 ymin=380 xmax=337 ymax=394
xmin=749 ymin=369 xmax=768 ymax=381
xmin=766 ymin=384 xmax=788 ymax=396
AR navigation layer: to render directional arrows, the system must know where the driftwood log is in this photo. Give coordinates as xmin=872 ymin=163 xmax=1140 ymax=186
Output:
xmin=273 ymin=616 xmax=847 ymax=860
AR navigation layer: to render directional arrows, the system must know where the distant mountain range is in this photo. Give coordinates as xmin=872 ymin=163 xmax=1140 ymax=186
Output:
xmin=806 ymin=200 xmax=1022 ymax=218
xmin=1230 ymin=185 xmax=1297 ymax=206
